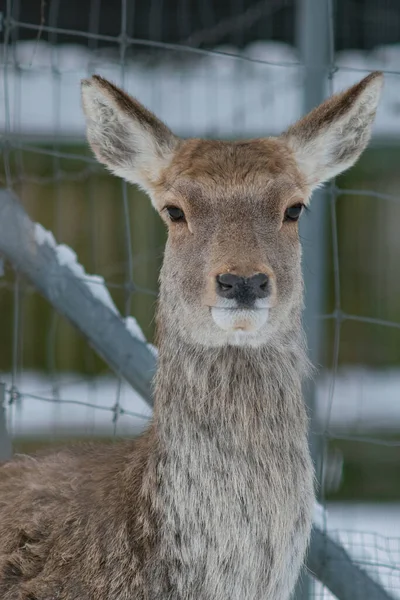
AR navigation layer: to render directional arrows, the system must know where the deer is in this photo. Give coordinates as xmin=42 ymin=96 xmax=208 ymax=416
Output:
xmin=0 ymin=71 xmax=382 ymax=600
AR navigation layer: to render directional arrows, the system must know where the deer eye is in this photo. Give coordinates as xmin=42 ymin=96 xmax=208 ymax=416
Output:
xmin=166 ymin=206 xmax=186 ymax=222
xmin=284 ymin=203 xmax=304 ymax=222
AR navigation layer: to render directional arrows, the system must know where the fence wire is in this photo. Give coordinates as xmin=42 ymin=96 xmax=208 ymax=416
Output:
xmin=1 ymin=1 xmax=400 ymax=598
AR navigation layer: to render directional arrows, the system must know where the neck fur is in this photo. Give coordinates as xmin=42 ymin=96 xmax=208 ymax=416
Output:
xmin=153 ymin=317 xmax=311 ymax=448
xmin=144 ymin=311 xmax=314 ymax=600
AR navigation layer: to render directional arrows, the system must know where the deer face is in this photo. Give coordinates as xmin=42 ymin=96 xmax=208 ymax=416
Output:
xmin=82 ymin=72 xmax=383 ymax=348
xmin=151 ymin=138 xmax=307 ymax=347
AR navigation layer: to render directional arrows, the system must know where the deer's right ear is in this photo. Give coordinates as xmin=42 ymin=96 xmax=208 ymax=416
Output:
xmin=81 ymin=76 xmax=179 ymax=196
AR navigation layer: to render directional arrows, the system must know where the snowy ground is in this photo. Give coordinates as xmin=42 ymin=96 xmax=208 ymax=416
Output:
xmin=315 ymin=368 xmax=400 ymax=433
xmin=3 ymin=371 xmax=152 ymax=438
xmin=1 ymin=41 xmax=400 ymax=139
xmin=3 ymin=368 xmax=400 ymax=437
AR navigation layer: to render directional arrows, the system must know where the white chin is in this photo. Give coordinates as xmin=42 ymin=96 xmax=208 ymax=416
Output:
xmin=211 ymin=307 xmax=269 ymax=333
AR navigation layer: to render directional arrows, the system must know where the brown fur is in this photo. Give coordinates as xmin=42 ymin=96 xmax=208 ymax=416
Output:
xmin=0 ymin=72 xmax=383 ymax=599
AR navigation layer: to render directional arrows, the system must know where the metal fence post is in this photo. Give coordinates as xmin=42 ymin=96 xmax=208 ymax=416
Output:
xmin=295 ymin=0 xmax=331 ymax=597
xmin=0 ymin=382 xmax=12 ymax=460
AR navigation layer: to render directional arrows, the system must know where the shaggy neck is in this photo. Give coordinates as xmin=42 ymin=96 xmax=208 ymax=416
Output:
xmin=146 ymin=317 xmax=314 ymax=600
xmin=153 ymin=320 xmax=310 ymax=448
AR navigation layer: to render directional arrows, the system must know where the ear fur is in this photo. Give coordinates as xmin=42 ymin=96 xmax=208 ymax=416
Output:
xmin=81 ymin=75 xmax=179 ymax=194
xmin=283 ymin=72 xmax=383 ymax=190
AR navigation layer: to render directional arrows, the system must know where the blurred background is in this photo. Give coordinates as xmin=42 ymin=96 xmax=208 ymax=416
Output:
xmin=1 ymin=0 xmax=400 ymax=597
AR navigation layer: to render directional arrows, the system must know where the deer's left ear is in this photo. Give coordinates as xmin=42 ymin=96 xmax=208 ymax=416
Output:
xmin=283 ymin=72 xmax=383 ymax=190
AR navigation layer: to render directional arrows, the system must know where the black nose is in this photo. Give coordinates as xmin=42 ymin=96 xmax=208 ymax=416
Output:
xmin=216 ymin=273 xmax=270 ymax=306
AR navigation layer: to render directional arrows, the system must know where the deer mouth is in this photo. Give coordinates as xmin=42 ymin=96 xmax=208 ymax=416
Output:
xmin=210 ymin=306 xmax=270 ymax=333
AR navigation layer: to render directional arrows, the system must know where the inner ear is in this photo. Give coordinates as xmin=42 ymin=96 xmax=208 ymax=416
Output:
xmin=282 ymin=72 xmax=383 ymax=189
xmin=81 ymin=75 xmax=179 ymax=195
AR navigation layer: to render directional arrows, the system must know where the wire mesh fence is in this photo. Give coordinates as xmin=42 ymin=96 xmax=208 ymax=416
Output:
xmin=1 ymin=0 xmax=400 ymax=598
xmin=316 ymin=530 xmax=400 ymax=598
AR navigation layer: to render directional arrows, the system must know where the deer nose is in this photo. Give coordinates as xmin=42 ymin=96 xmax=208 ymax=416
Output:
xmin=216 ymin=273 xmax=270 ymax=306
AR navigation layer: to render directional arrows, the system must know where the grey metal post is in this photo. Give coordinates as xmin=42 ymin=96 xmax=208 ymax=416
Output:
xmin=294 ymin=0 xmax=331 ymax=598
xmin=0 ymin=382 xmax=12 ymax=460
xmin=0 ymin=189 xmax=157 ymax=406
xmin=309 ymin=528 xmax=395 ymax=600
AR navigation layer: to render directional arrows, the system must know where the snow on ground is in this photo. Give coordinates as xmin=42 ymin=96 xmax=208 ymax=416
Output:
xmin=1 ymin=41 xmax=400 ymax=139
xmin=3 ymin=371 xmax=152 ymax=438
xmin=316 ymin=368 xmax=400 ymax=433
xmin=3 ymin=368 xmax=400 ymax=436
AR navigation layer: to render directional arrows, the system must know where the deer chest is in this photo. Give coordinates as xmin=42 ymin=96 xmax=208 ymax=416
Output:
xmin=153 ymin=434 xmax=314 ymax=600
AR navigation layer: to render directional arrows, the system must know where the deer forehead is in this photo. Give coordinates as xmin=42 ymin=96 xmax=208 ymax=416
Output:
xmin=154 ymin=138 xmax=308 ymax=213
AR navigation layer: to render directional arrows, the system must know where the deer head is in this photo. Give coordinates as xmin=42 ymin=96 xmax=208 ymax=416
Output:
xmin=81 ymin=72 xmax=383 ymax=348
